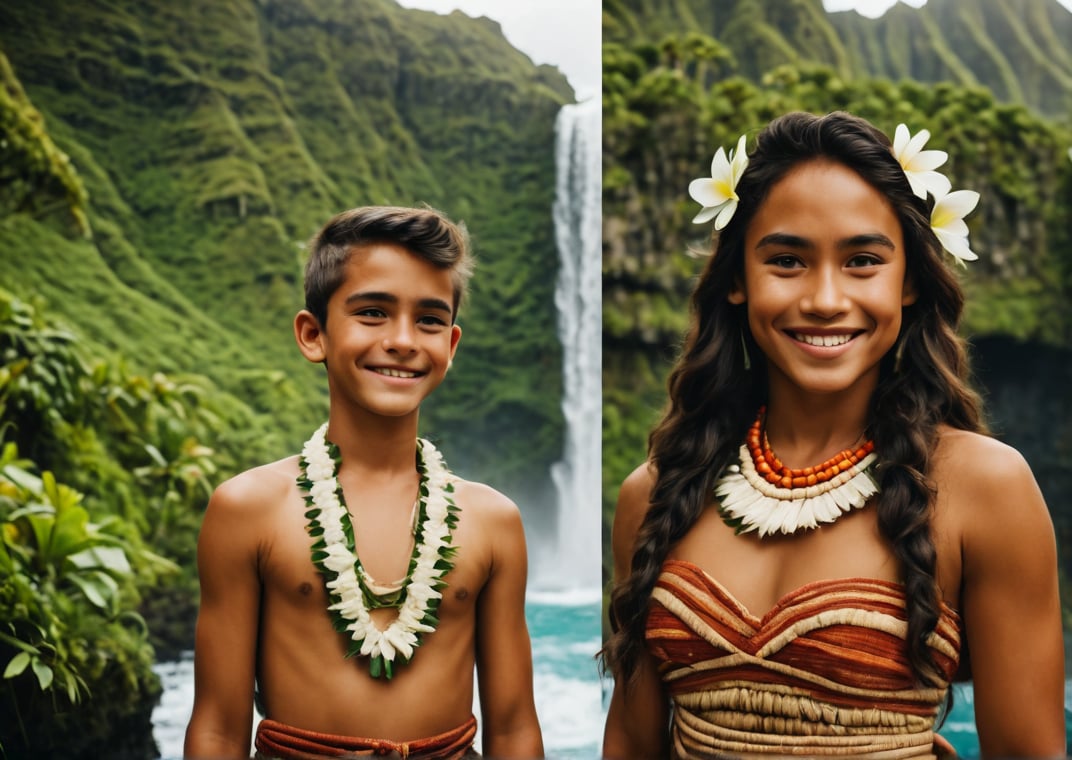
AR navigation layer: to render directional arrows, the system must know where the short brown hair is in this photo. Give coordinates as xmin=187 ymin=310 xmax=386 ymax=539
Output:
xmin=303 ymin=205 xmax=474 ymax=327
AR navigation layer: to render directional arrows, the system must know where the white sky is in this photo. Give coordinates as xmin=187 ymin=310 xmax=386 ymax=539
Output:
xmin=394 ymin=0 xmax=1072 ymax=99
xmin=823 ymin=0 xmax=926 ymax=13
xmin=827 ymin=0 xmax=1072 ymax=14
xmin=395 ymin=0 xmax=600 ymax=101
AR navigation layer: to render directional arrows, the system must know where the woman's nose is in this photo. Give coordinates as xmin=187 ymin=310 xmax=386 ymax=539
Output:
xmin=801 ymin=268 xmax=850 ymax=318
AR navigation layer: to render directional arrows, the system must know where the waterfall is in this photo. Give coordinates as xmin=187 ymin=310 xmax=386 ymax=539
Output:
xmin=538 ymin=98 xmax=602 ymax=592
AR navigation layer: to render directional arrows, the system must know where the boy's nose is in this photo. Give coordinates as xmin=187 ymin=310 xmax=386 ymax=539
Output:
xmin=382 ymin=323 xmax=418 ymax=354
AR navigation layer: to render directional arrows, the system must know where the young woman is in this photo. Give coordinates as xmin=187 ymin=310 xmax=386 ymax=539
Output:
xmin=602 ymin=112 xmax=1065 ymax=758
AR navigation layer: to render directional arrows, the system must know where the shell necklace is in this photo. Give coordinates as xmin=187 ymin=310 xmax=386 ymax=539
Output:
xmin=298 ymin=423 xmax=459 ymax=679
xmin=715 ymin=408 xmax=879 ymax=537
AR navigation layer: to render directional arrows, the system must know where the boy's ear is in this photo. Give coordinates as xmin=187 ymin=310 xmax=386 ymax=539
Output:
xmin=448 ymin=324 xmax=462 ymax=363
xmin=728 ymin=279 xmax=747 ymax=305
xmin=294 ymin=310 xmax=326 ymax=363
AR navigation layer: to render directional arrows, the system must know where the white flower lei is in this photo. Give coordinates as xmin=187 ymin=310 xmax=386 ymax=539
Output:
xmin=298 ymin=423 xmax=459 ymax=680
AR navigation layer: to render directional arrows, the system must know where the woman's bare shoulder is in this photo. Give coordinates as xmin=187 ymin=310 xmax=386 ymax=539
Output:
xmin=932 ymin=426 xmax=1050 ymax=541
xmin=932 ymin=427 xmax=1037 ymax=502
xmin=611 ymin=462 xmax=658 ymax=571
xmin=934 ymin=426 xmax=1030 ymax=474
xmin=618 ymin=462 xmax=657 ymax=516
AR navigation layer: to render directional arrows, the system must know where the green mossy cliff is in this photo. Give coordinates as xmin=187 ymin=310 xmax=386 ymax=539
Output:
xmin=0 ymin=0 xmax=571 ymax=504
xmin=604 ymin=0 xmax=1072 ymax=117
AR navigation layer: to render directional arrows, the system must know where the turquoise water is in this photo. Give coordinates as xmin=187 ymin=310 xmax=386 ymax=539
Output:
xmin=942 ymin=681 xmax=1072 ymax=758
xmin=524 ymin=591 xmax=604 ymax=758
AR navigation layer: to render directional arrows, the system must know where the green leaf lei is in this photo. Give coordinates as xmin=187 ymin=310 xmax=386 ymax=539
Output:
xmin=297 ymin=423 xmax=459 ymax=680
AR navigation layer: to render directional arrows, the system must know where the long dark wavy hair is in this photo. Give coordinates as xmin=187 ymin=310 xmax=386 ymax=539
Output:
xmin=604 ymin=111 xmax=985 ymax=687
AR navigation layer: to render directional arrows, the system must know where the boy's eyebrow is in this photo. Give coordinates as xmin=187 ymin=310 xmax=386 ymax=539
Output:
xmin=344 ymin=291 xmax=453 ymax=313
xmin=754 ymin=232 xmax=896 ymax=251
xmin=417 ymin=297 xmax=453 ymax=314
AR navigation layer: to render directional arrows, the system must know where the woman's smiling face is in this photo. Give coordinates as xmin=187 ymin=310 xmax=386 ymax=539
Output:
xmin=731 ymin=159 xmax=916 ymax=400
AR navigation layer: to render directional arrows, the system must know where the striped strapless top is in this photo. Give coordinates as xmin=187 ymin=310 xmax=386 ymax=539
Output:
xmin=646 ymin=560 xmax=961 ymax=759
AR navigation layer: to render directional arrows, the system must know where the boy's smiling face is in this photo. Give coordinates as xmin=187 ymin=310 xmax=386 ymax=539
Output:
xmin=298 ymin=243 xmax=461 ymax=420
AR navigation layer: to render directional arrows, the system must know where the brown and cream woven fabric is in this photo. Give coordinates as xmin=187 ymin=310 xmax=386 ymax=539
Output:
xmin=647 ymin=560 xmax=961 ymax=759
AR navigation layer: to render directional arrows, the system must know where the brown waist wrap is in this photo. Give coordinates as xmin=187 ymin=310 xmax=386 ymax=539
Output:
xmin=254 ymin=715 xmax=479 ymax=760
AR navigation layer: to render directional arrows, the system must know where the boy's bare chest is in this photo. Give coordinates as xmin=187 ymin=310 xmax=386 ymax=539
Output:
xmin=258 ymin=494 xmax=488 ymax=623
xmin=252 ymin=492 xmax=486 ymax=734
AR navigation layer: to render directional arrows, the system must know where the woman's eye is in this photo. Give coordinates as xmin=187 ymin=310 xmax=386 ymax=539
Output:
xmin=768 ymin=255 xmax=801 ymax=269
xmin=847 ymin=254 xmax=881 ymax=268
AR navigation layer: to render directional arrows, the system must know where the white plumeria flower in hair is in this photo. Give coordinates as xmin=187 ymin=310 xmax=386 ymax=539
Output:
xmin=893 ymin=123 xmax=949 ymax=201
xmin=930 ymin=185 xmax=980 ymax=265
xmin=689 ymin=134 xmax=748 ymax=229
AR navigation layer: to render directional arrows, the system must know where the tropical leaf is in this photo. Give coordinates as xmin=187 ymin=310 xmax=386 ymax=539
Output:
xmin=65 ymin=570 xmax=119 ymax=611
xmin=0 ymin=531 xmax=12 ymax=572
xmin=46 ymin=503 xmax=92 ymax=562
xmin=66 ymin=545 xmax=131 ymax=576
xmin=3 ymin=651 xmax=30 ymax=679
xmin=0 ymin=630 xmax=40 ymax=655
xmin=0 ymin=463 xmax=41 ymax=495
xmin=143 ymin=443 xmax=168 ymax=468
xmin=30 ymin=656 xmax=53 ymax=690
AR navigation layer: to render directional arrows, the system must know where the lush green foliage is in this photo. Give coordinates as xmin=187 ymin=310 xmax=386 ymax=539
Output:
xmin=0 ymin=284 xmax=321 ymax=756
xmin=0 ymin=290 xmax=207 ymax=757
xmin=0 ymin=449 xmax=160 ymax=760
xmin=0 ymin=0 xmax=573 ymax=753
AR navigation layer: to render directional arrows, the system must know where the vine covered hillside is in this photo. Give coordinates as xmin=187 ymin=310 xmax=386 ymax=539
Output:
xmin=0 ymin=1 xmax=572 ymax=756
xmin=601 ymin=1 xmax=1072 ymax=621
xmin=603 ymin=0 xmax=1072 ymax=118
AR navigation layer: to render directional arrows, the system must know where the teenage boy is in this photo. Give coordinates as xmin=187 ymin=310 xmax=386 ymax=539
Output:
xmin=185 ymin=206 xmax=544 ymax=759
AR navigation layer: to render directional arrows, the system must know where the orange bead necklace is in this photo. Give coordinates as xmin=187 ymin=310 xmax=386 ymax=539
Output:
xmin=715 ymin=407 xmax=880 ymax=537
xmin=747 ymin=406 xmax=876 ymax=490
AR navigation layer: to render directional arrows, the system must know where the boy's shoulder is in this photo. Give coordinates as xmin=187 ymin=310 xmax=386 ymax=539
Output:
xmin=450 ymin=477 xmax=521 ymax=523
xmin=447 ymin=479 xmax=529 ymax=557
xmin=208 ymin=455 xmax=301 ymax=515
xmin=448 ymin=478 xmax=529 ymax=586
